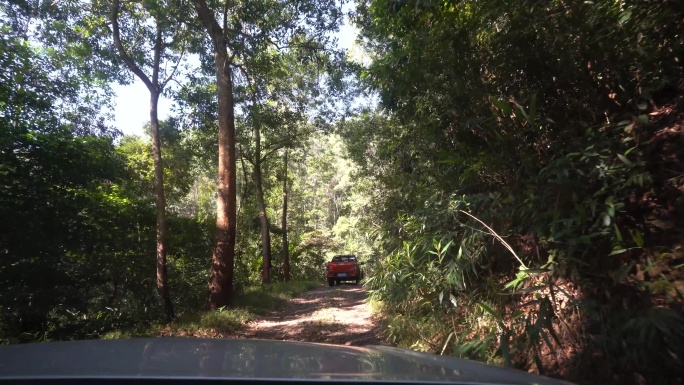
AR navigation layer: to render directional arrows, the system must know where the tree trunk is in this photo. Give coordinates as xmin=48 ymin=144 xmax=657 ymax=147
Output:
xmin=110 ymin=2 xmax=174 ymax=320
xmin=150 ymin=90 xmax=175 ymax=320
xmin=208 ymin=52 xmax=237 ymax=308
xmin=193 ymin=0 xmax=238 ymax=309
xmin=254 ymin=122 xmax=272 ymax=284
xmin=281 ymin=148 xmax=290 ymax=282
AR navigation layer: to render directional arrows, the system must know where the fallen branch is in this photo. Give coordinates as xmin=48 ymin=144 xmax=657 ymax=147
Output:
xmin=459 ymin=210 xmax=527 ymax=269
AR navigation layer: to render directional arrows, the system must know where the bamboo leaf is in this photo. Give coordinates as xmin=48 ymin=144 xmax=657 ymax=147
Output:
xmin=617 ymin=153 xmax=631 ymax=166
xmin=449 ymin=293 xmax=458 ymax=308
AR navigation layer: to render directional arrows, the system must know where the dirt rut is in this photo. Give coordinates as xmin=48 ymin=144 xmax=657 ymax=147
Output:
xmin=240 ymin=284 xmax=386 ymax=346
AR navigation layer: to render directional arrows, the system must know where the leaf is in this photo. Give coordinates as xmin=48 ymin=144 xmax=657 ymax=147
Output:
xmin=477 ymin=301 xmax=497 ymax=317
xmin=442 ymin=240 xmax=453 ymax=254
xmin=608 ymin=248 xmax=627 ymax=256
xmin=504 ymin=279 xmax=520 ymax=290
xmin=529 ymin=94 xmax=537 ymax=126
xmin=617 ymin=153 xmax=632 ymax=166
xmin=630 ymin=229 xmax=644 ymax=248
xmin=439 ymin=291 xmax=444 ymax=305
xmin=491 ymin=97 xmax=512 ymax=115
xmin=449 ymin=293 xmax=458 ymax=308
xmin=603 ymin=214 xmax=611 ymax=226
xmin=619 ymin=9 xmax=632 ymax=24
xmin=613 ymin=262 xmax=634 ymax=283
xmin=614 ymin=224 xmax=623 ymax=242
xmin=513 ymin=101 xmax=529 ymax=123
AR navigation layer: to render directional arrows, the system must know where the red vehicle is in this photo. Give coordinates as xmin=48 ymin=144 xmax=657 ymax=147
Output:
xmin=326 ymin=254 xmax=364 ymax=286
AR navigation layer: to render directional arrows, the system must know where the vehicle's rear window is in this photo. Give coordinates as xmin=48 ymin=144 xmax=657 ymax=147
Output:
xmin=332 ymin=255 xmax=356 ymax=262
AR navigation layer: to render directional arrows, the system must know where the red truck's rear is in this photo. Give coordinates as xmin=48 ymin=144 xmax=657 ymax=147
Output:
xmin=326 ymin=255 xmax=363 ymax=286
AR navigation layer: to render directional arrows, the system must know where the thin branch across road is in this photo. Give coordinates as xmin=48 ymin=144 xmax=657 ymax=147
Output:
xmin=241 ymin=284 xmax=386 ymax=346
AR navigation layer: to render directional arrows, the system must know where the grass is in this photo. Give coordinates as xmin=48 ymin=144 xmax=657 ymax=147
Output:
xmin=368 ymin=298 xmax=385 ymax=314
xmin=102 ymin=280 xmax=321 ymax=339
xmin=234 ymin=281 xmax=320 ymax=315
xmin=100 ymin=324 xmax=160 ymax=339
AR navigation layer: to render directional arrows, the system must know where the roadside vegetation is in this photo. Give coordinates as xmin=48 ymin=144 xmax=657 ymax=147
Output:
xmin=348 ymin=1 xmax=684 ymax=384
xmin=102 ymin=281 xmax=320 ymax=339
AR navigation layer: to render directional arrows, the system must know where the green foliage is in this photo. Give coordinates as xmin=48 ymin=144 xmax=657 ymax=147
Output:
xmin=100 ymin=281 xmax=320 ymax=338
xmin=235 ymin=281 xmax=321 ymax=314
xmin=352 ymin=0 xmax=684 ymax=383
xmin=195 ymin=309 xmax=253 ymax=334
xmin=0 ymin=0 xmax=347 ymax=344
xmin=2 ymin=2 xmax=682 ymax=385
xmin=117 ymin=120 xmax=195 ymax=208
xmin=0 ymin=26 xmax=162 ymax=342
xmin=166 ymin=215 xmax=213 ymax=313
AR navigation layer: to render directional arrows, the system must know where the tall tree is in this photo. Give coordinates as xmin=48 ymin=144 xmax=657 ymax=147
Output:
xmin=251 ymin=107 xmax=273 ymax=284
xmin=244 ymin=103 xmax=299 ymax=284
xmin=192 ymin=0 xmax=342 ymax=303
xmin=242 ymin=39 xmax=348 ymax=283
xmin=281 ymin=146 xmax=290 ymax=282
xmin=110 ymin=0 xmax=188 ymax=319
xmin=193 ymin=0 xmax=238 ymax=308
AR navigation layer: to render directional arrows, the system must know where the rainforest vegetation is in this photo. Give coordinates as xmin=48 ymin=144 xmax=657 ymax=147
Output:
xmin=1 ymin=0 xmax=683 ymax=384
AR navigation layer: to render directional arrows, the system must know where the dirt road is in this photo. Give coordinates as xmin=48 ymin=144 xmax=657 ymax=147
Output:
xmin=240 ymin=284 xmax=386 ymax=346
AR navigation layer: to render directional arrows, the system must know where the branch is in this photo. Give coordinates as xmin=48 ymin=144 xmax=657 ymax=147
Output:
xmin=237 ymin=145 xmax=255 ymax=166
xmin=193 ymin=0 xmax=226 ymax=56
xmin=260 ymin=144 xmax=286 ymax=163
xmin=459 ymin=210 xmax=527 ymax=268
xmin=152 ymin=20 xmax=162 ymax=87
xmin=232 ymin=62 xmax=254 ymax=90
xmin=161 ymin=44 xmax=186 ymax=89
xmin=260 ymin=128 xmax=317 ymax=162
xmin=110 ymin=0 xmax=154 ymax=92
xmin=235 ymin=67 xmax=310 ymax=163
xmin=223 ymin=0 xmax=228 ymax=35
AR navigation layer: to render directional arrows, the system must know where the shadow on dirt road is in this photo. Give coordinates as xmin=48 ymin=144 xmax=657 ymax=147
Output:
xmin=240 ymin=284 xmax=386 ymax=346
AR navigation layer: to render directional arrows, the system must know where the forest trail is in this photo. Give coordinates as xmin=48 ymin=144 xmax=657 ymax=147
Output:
xmin=239 ymin=284 xmax=386 ymax=346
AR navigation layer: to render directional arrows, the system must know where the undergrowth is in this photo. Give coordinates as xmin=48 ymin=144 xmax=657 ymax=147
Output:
xmin=362 ymin=95 xmax=684 ymax=384
xmin=102 ymin=281 xmax=320 ymax=339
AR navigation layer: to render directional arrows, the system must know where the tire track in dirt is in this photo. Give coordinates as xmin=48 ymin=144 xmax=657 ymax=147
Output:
xmin=239 ymin=284 xmax=386 ymax=346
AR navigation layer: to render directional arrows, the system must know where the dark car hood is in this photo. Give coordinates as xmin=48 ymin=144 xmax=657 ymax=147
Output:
xmin=0 ymin=338 xmax=572 ymax=384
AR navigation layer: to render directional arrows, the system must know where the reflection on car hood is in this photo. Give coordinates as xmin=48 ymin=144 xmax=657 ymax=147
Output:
xmin=0 ymin=338 xmax=572 ymax=384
